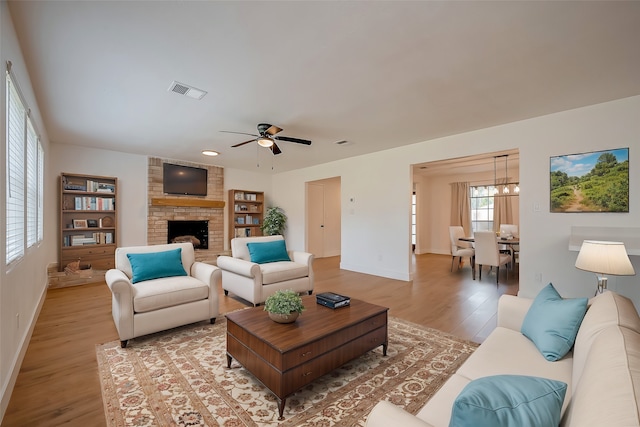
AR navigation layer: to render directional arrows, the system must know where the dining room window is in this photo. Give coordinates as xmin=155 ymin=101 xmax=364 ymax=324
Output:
xmin=469 ymin=185 xmax=497 ymax=232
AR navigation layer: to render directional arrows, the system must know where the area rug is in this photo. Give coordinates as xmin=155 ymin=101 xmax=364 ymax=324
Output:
xmin=96 ymin=316 xmax=477 ymax=426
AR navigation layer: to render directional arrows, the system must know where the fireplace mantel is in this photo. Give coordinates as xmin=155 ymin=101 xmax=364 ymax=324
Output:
xmin=151 ymin=198 xmax=225 ymax=209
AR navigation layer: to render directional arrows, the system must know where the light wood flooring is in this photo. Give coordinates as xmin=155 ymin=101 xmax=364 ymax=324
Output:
xmin=1 ymin=253 xmax=518 ymax=426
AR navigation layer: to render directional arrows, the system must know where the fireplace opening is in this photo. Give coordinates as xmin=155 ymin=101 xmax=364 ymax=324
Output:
xmin=167 ymin=220 xmax=209 ymax=249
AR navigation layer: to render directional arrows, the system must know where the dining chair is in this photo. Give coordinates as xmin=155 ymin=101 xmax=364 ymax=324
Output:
xmin=474 ymin=231 xmax=512 ymax=286
xmin=499 ymin=224 xmax=520 ymax=267
xmin=449 ymin=226 xmax=475 ymax=275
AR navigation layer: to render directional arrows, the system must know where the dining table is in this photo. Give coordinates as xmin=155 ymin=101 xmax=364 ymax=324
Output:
xmin=458 ymin=236 xmax=520 ymax=280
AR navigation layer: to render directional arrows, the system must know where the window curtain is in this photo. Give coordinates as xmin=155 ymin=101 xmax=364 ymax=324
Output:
xmin=450 ymin=182 xmax=472 ymax=236
xmin=493 ymin=178 xmax=513 ymax=232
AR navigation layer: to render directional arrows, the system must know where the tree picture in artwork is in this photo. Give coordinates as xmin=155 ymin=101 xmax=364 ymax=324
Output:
xmin=550 ymin=147 xmax=629 ymax=213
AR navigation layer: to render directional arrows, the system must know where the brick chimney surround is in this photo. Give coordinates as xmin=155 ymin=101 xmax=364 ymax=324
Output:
xmin=147 ymin=157 xmax=224 ymax=262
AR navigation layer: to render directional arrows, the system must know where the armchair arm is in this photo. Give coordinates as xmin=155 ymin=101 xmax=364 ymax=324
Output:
xmin=191 ymin=261 xmax=221 ymax=287
xmin=291 ymin=251 xmax=314 ymax=266
xmin=365 ymin=401 xmax=433 ymax=427
xmin=105 ymin=268 xmax=135 ymax=341
xmin=497 ymin=294 xmax=533 ymax=331
xmin=216 ymin=256 xmax=261 ymax=278
xmin=105 ymin=268 xmax=134 ymax=296
xmin=191 ymin=262 xmax=221 ymax=319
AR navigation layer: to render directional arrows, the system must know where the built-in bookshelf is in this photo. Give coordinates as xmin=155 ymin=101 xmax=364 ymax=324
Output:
xmin=228 ymin=189 xmax=264 ymax=244
xmin=59 ymin=173 xmax=117 ymax=271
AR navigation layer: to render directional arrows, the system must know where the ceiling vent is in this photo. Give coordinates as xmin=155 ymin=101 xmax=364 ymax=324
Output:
xmin=167 ymin=81 xmax=207 ymax=100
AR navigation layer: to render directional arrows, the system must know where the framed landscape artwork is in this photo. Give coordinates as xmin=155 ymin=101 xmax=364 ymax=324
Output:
xmin=550 ymin=147 xmax=629 ymax=213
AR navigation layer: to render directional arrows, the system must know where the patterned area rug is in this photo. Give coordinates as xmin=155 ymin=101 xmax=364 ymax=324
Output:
xmin=96 ymin=316 xmax=477 ymax=426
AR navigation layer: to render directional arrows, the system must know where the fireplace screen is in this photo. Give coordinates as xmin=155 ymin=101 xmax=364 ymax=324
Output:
xmin=167 ymin=220 xmax=209 ymax=249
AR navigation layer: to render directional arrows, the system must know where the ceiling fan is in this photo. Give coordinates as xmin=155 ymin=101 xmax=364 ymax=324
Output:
xmin=221 ymin=123 xmax=312 ymax=155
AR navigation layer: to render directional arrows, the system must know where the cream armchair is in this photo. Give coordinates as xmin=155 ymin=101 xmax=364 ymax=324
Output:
xmin=217 ymin=235 xmax=314 ymax=306
xmin=105 ymin=242 xmax=220 ymax=348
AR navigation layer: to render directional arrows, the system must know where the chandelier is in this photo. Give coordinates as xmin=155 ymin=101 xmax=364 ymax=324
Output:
xmin=493 ymin=155 xmax=520 ymax=196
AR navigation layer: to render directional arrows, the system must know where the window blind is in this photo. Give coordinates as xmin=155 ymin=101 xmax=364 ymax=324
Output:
xmin=37 ymin=140 xmax=44 ymax=242
xmin=6 ymin=74 xmax=26 ymax=264
xmin=26 ymin=119 xmax=37 ymax=247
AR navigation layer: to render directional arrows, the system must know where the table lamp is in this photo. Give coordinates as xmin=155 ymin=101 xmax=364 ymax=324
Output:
xmin=575 ymin=240 xmax=636 ymax=295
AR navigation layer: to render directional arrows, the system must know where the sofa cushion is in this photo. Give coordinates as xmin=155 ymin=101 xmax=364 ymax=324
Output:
xmin=127 ymin=248 xmax=188 ymax=284
xmin=132 ymin=275 xmax=209 ymax=313
xmin=260 ymin=261 xmax=309 ymax=285
xmin=521 ymin=283 xmax=588 ymax=361
xmin=561 ymin=326 xmax=640 ymax=426
xmin=231 ymin=235 xmax=285 ymax=261
xmin=247 ymin=240 xmax=291 ymax=264
xmin=417 ymin=327 xmax=573 ymax=427
xmin=449 ymin=375 xmax=567 ymax=427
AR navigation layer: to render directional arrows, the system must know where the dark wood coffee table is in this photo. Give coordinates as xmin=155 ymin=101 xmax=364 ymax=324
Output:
xmin=225 ymin=295 xmax=388 ymax=419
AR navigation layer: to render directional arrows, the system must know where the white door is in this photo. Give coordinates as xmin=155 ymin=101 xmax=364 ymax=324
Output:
xmin=307 ymin=182 xmax=325 ymax=257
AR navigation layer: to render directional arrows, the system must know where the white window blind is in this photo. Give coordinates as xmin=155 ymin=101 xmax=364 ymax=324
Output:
xmin=27 ymin=119 xmax=37 ymax=247
xmin=6 ymin=74 xmax=26 ymax=264
xmin=37 ymin=140 xmax=44 ymax=242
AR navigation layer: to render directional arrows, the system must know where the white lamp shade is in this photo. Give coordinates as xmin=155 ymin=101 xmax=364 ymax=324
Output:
xmin=575 ymin=240 xmax=636 ymax=276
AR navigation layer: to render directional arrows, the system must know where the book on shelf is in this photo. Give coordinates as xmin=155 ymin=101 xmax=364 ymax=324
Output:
xmin=70 ymin=235 xmax=97 ymax=246
xmin=316 ymin=292 xmax=351 ymax=309
xmin=73 ymin=196 xmax=114 ymax=211
xmin=235 ymin=228 xmax=252 ymax=238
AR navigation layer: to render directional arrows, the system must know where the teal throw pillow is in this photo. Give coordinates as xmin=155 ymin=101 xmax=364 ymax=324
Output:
xmin=127 ymin=248 xmax=188 ymax=284
xmin=449 ymin=375 xmax=567 ymax=427
xmin=521 ymin=283 xmax=588 ymax=361
xmin=246 ymin=240 xmax=291 ymax=264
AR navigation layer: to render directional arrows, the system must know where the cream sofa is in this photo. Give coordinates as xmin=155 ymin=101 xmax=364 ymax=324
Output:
xmin=366 ymin=290 xmax=640 ymax=427
xmin=217 ymin=235 xmax=314 ymax=306
xmin=105 ymin=242 xmax=221 ymax=348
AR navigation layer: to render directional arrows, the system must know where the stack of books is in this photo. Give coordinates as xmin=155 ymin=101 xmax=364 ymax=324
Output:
xmin=316 ymin=292 xmax=350 ymax=309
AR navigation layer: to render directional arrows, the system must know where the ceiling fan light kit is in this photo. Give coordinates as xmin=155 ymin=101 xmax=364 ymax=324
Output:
xmin=257 ymin=137 xmax=274 ymax=148
xmin=221 ymin=123 xmax=312 ymax=156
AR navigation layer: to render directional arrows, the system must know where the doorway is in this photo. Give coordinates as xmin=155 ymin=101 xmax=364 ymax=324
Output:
xmin=306 ymin=177 xmax=341 ymax=258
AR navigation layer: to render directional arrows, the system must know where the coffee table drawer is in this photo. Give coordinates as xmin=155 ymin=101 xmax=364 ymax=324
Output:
xmin=281 ymin=325 xmax=387 ymax=395
xmin=281 ymin=312 xmax=387 ymax=370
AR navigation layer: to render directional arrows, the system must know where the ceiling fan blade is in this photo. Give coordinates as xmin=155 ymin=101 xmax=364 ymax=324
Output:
xmin=274 ymin=136 xmax=312 ymax=145
xmin=220 ymin=130 xmax=259 ymax=137
xmin=231 ymin=139 xmax=256 ymax=148
xmin=270 ymin=142 xmax=282 ymax=155
xmin=264 ymin=125 xmax=283 ymax=136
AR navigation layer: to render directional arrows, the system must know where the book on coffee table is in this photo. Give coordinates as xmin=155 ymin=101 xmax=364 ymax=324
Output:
xmin=316 ymin=292 xmax=350 ymax=309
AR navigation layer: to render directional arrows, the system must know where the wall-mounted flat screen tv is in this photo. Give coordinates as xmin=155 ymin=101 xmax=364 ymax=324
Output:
xmin=163 ymin=163 xmax=208 ymax=196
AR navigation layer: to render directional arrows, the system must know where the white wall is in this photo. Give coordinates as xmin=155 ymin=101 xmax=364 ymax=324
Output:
xmin=0 ymin=2 xmax=52 ymax=420
xmin=50 ymin=144 xmax=149 ymax=247
xmin=271 ymin=96 xmax=640 ymax=306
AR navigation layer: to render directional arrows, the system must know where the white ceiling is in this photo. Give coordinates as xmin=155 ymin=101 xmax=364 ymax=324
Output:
xmin=8 ymin=1 xmax=640 ymax=173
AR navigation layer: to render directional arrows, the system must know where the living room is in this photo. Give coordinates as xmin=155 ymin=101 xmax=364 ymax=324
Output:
xmin=2 ymin=1 xmax=640 ymax=424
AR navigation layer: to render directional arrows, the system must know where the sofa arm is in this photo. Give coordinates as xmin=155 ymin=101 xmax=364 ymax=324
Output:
xmin=497 ymin=294 xmax=534 ymax=331
xmin=366 ymin=401 xmax=433 ymax=427
xmin=216 ymin=256 xmax=261 ymax=278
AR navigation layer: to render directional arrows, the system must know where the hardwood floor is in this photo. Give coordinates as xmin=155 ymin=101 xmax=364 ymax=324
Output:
xmin=1 ymin=253 xmax=518 ymax=426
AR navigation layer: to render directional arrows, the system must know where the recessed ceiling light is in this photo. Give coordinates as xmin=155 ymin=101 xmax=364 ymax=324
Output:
xmin=201 ymin=150 xmax=219 ymax=156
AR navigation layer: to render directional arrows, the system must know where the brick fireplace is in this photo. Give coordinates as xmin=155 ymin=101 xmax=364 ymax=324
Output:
xmin=147 ymin=157 xmax=224 ymax=262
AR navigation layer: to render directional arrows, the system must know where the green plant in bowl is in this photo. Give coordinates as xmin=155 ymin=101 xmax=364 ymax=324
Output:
xmin=264 ymin=290 xmax=305 ymax=323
